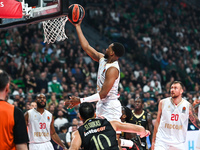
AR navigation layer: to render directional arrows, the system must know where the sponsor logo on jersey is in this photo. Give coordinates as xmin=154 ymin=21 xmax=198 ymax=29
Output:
xmin=84 ymin=126 xmax=106 ymax=136
xmin=165 ymin=123 xmax=182 ymax=130
xmin=34 ymin=132 xmax=49 ymax=137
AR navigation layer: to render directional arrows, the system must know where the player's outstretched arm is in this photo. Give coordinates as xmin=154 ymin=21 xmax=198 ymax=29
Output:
xmin=189 ymin=104 xmax=200 ymax=129
xmin=151 ymin=100 xmax=163 ymax=150
xmin=74 ymin=21 xmax=104 ymax=62
xmin=66 ymin=67 xmax=119 ymax=109
xmin=50 ymin=117 xmax=68 ymax=150
xmin=110 ymin=120 xmax=150 ymax=138
xmin=68 ymin=131 xmax=82 ymax=150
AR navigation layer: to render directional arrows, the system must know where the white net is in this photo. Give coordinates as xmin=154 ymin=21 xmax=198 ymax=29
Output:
xmin=43 ymin=16 xmax=68 ymax=44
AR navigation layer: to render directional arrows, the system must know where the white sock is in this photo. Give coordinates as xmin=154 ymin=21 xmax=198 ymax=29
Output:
xmin=120 ymin=139 xmax=134 ymax=147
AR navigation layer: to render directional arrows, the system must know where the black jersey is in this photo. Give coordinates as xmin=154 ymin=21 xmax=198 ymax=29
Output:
xmin=78 ymin=118 xmax=119 ymax=150
xmin=129 ymin=110 xmax=148 ymax=150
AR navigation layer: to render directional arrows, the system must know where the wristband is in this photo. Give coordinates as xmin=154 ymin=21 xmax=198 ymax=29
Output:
xmin=120 ymin=139 xmax=133 ymax=147
xmin=80 ymin=93 xmax=101 ymax=103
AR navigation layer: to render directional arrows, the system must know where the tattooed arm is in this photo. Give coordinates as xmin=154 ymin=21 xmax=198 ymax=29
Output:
xmin=189 ymin=104 xmax=200 ymax=129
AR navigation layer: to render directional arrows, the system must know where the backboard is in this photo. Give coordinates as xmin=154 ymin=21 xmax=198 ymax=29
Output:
xmin=0 ymin=0 xmax=69 ymax=29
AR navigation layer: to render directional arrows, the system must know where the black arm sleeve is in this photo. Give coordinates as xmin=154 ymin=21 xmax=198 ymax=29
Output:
xmin=13 ymin=107 xmax=29 ymax=144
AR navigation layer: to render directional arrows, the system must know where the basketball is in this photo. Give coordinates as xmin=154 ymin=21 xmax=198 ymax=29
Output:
xmin=68 ymin=4 xmax=85 ymax=24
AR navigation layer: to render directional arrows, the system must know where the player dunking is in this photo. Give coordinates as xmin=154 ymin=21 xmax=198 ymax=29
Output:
xmin=66 ymin=18 xmax=138 ymax=149
xmin=152 ymin=81 xmax=200 ymax=150
xmin=67 ymin=22 xmax=124 ymax=122
xmin=24 ymin=94 xmax=67 ymax=150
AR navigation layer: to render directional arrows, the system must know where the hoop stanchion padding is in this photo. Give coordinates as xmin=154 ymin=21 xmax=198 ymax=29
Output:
xmin=43 ymin=16 xmax=68 ymax=44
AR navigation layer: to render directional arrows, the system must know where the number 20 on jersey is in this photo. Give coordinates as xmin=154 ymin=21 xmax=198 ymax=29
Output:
xmin=171 ymin=114 xmax=179 ymax=121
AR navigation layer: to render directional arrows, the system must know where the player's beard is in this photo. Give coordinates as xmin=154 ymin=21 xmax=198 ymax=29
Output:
xmin=104 ymin=53 xmax=109 ymax=59
xmin=37 ymin=101 xmax=46 ymax=108
xmin=171 ymin=93 xmax=179 ymax=99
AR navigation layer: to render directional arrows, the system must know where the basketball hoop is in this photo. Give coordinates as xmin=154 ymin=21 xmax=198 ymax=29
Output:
xmin=43 ymin=16 xmax=68 ymax=44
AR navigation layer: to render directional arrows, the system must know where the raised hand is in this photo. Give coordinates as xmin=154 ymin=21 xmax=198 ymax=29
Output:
xmin=65 ymin=96 xmax=81 ymax=109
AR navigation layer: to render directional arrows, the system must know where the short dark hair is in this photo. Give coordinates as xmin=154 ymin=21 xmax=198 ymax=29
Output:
xmin=60 ymin=126 xmax=67 ymax=133
xmin=171 ymin=81 xmax=184 ymax=89
xmin=122 ymin=106 xmax=132 ymax=122
xmin=79 ymin=102 xmax=95 ymax=120
xmin=112 ymin=42 xmax=125 ymax=57
xmin=0 ymin=70 xmax=9 ymax=91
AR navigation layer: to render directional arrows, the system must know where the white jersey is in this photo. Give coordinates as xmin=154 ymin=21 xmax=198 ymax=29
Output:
xmin=96 ymin=57 xmax=121 ymax=121
xmin=28 ymin=109 xmax=52 ymax=143
xmin=196 ymin=105 xmax=200 ymax=149
xmin=156 ymin=97 xmax=190 ymax=144
xmin=96 ymin=57 xmax=120 ymax=100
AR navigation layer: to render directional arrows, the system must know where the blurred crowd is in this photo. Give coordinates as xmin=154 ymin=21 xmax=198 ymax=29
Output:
xmin=0 ymin=0 xmax=200 ymax=149
xmin=83 ymin=0 xmax=200 ymax=122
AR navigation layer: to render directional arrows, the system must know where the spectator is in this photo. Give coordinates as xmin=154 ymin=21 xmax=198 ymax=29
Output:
xmin=149 ymin=70 xmax=161 ymax=83
xmin=48 ymin=75 xmax=63 ymax=94
xmin=160 ymin=70 xmax=170 ymax=88
xmin=143 ymin=81 xmax=151 ymax=93
xmin=66 ymin=124 xmax=78 ymax=148
xmin=134 ymin=64 xmax=142 ymax=79
xmin=126 ymin=98 xmax=135 ymax=110
xmin=55 ymin=103 xmax=68 ymax=119
xmin=54 ymin=110 xmax=69 ymax=131
xmin=26 ymin=94 xmax=33 ymax=103
xmin=30 ymin=101 xmax=37 ymax=109
xmin=146 ymin=100 xmax=158 ymax=114
xmin=48 ymin=104 xmax=56 ymax=119
xmin=143 ymin=92 xmax=155 ymax=103
xmin=7 ymin=60 xmax=18 ymax=79
xmin=150 ymin=75 xmax=162 ymax=93
xmin=18 ymin=96 xmax=26 ymax=111
xmin=14 ymin=51 xmax=22 ymax=65
xmin=47 ymin=93 xmax=59 ymax=108
xmin=58 ymin=126 xmax=68 ymax=148
xmin=42 ymin=44 xmax=53 ymax=55
xmin=36 ymin=72 xmax=48 ymax=93
xmin=68 ymin=118 xmax=79 ymax=132
xmin=24 ymin=74 xmax=37 ymax=93
xmin=12 ymin=90 xmax=21 ymax=102
xmin=17 ymin=62 xmax=27 ymax=79
xmin=90 ymin=67 xmax=97 ymax=82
